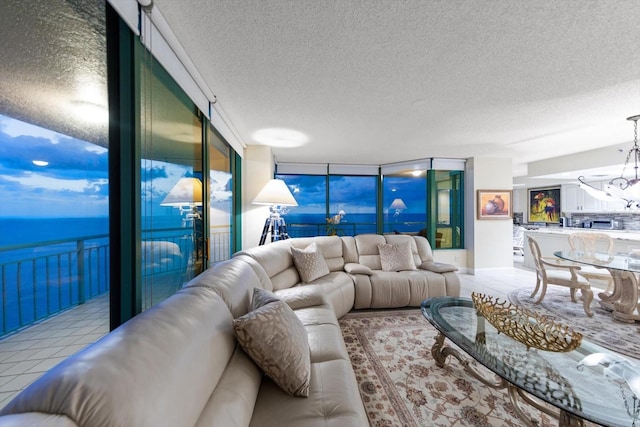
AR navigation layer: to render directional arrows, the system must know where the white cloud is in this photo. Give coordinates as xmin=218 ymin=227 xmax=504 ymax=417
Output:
xmin=4 ymin=172 xmax=90 ymax=192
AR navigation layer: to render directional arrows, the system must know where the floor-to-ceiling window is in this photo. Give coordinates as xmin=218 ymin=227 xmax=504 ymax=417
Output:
xmin=139 ymin=52 xmax=204 ymax=310
xmin=277 ymin=161 xmax=464 ymax=247
xmin=0 ymin=0 xmax=109 ymax=332
xmin=274 ymin=174 xmax=327 ymax=237
xmin=382 ymin=171 xmax=427 ymax=235
xmin=328 ymin=175 xmax=377 ymax=236
xmin=207 ymin=125 xmax=232 ymax=263
xmin=0 ymin=0 xmax=109 ymax=407
xmin=432 ymin=170 xmax=464 ymax=249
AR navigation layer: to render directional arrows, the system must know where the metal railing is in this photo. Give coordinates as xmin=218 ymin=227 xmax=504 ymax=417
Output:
xmin=0 ymin=234 xmax=109 ymax=337
xmin=287 ymin=221 xmax=427 ymax=238
xmin=0 ymin=227 xmax=233 ymax=337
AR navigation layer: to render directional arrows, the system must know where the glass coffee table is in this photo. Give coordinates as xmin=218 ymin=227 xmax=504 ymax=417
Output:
xmin=421 ymin=296 xmax=640 ymax=427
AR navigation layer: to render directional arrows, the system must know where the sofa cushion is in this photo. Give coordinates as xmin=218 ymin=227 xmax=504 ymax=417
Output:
xmin=344 ymin=262 xmax=372 ymax=275
xmin=250 ymin=359 xmax=368 ymax=427
xmin=291 ymin=242 xmax=330 ymax=283
xmin=377 ymin=241 xmax=416 ymax=271
xmin=233 ymin=300 xmax=311 ymax=397
xmin=421 ymin=260 xmax=458 ymax=273
xmin=274 ymin=286 xmax=327 ymax=310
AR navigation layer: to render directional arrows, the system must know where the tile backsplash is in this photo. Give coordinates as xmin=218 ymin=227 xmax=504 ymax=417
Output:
xmin=564 ymin=213 xmax=639 ymax=231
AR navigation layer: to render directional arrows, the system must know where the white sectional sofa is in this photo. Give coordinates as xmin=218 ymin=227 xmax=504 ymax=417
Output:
xmin=0 ymin=234 xmax=459 ymax=427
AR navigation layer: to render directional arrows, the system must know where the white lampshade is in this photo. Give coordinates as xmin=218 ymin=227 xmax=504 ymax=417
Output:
xmin=160 ymin=177 xmax=203 ymax=206
xmin=252 ymin=179 xmax=298 ymax=206
xmin=389 ymin=198 xmax=407 ymax=210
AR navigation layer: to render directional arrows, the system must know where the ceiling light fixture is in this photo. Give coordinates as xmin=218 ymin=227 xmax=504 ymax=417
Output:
xmin=579 ymin=115 xmax=640 ymax=209
xmin=252 ymin=128 xmax=309 ymax=148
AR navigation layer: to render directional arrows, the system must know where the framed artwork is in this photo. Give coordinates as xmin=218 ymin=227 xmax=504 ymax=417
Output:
xmin=528 ymin=186 xmax=561 ymax=223
xmin=477 ymin=190 xmax=513 ymax=220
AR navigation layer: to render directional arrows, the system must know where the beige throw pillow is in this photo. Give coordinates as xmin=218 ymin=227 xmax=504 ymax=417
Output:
xmin=251 ymin=287 xmax=280 ymax=310
xmin=291 ymin=242 xmax=330 ymax=283
xmin=378 ymin=241 xmax=416 ymax=271
xmin=233 ymin=300 xmax=311 ymax=397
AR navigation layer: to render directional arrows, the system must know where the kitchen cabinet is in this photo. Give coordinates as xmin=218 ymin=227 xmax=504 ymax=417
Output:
xmin=561 ymin=181 xmax=627 ymax=213
xmin=561 ymin=183 xmax=601 ymax=212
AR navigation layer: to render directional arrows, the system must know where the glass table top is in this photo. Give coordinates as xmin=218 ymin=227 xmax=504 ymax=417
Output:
xmin=422 ymin=297 xmax=640 ymax=427
xmin=554 ymin=250 xmax=640 ymax=273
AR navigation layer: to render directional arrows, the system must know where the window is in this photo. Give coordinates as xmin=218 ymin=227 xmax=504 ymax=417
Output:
xmin=275 ymin=175 xmax=326 ymax=237
xmin=278 ymin=164 xmax=463 ymax=248
xmin=432 ymin=170 xmax=464 ymax=249
xmin=208 ymin=126 xmax=232 ymax=263
xmin=0 ymin=0 xmax=109 ymax=338
xmin=328 ymin=175 xmax=377 ymax=236
xmin=382 ymin=173 xmax=427 ymax=235
xmin=139 ymin=53 xmax=204 ymax=310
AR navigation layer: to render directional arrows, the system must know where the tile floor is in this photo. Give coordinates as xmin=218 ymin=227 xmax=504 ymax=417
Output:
xmin=0 ymin=258 xmax=536 ymax=410
xmin=0 ymin=294 xmax=109 ymax=409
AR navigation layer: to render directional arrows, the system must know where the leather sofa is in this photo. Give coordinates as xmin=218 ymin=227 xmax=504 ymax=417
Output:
xmin=0 ymin=234 xmax=458 ymax=427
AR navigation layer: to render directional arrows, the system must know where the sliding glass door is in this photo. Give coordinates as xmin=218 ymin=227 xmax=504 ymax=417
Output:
xmin=139 ymin=53 xmax=204 ymax=310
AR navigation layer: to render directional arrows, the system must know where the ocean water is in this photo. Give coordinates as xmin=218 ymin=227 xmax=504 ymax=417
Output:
xmin=283 ymin=212 xmax=427 ymax=236
xmin=0 ymin=215 xmax=186 ymax=336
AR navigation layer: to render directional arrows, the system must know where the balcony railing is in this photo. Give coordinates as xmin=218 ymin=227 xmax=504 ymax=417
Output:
xmin=0 ymin=234 xmax=109 ymax=337
xmin=0 ymin=227 xmax=232 ymax=338
xmin=287 ymin=221 xmax=427 ymax=238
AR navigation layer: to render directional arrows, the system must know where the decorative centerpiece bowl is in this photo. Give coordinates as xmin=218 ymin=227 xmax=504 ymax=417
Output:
xmin=471 ymin=292 xmax=583 ymax=352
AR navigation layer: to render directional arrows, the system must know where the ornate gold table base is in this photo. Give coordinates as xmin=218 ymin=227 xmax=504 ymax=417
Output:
xmin=598 ymin=269 xmax=640 ymax=323
xmin=430 ymin=332 xmax=585 ymax=427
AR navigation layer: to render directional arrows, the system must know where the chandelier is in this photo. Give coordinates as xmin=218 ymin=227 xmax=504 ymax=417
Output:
xmin=578 ymin=115 xmax=640 ymax=209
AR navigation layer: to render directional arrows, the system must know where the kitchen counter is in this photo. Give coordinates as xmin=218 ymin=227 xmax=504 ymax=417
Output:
xmin=521 ymin=228 xmax=640 ymax=269
xmin=522 ymin=227 xmax=640 ymax=241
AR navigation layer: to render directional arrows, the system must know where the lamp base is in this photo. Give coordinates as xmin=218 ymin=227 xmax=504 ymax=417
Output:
xmin=259 ymin=213 xmax=290 ymax=245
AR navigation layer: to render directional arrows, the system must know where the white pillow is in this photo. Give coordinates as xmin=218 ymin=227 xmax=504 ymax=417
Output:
xmin=378 ymin=241 xmax=417 ymax=271
xmin=291 ymin=242 xmax=330 ymax=282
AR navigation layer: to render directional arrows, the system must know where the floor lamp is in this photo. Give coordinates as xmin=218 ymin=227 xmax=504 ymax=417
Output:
xmin=252 ymin=179 xmax=298 ymax=245
xmin=160 ymin=177 xmax=204 ymax=272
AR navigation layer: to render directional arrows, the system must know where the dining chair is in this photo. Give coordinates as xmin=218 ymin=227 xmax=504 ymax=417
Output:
xmin=568 ymin=232 xmax=614 ymax=293
xmin=528 ymin=236 xmax=594 ymax=316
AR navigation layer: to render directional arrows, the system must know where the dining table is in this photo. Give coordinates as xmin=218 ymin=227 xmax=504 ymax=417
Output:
xmin=554 ymin=250 xmax=640 ymax=323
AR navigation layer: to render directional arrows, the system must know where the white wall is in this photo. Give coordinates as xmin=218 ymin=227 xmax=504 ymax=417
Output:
xmin=241 ymin=146 xmax=274 ymax=249
xmin=466 ymin=157 xmax=514 ymax=273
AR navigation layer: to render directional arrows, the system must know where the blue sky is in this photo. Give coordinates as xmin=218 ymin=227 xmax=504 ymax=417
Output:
xmin=0 ymin=115 xmax=109 ymax=218
xmin=0 ymin=114 xmax=232 ymax=219
xmin=278 ymin=174 xmax=427 ymax=218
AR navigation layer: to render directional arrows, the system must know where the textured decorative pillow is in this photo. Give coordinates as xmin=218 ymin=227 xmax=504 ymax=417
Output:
xmin=291 ymin=242 xmax=330 ymax=283
xmin=251 ymin=287 xmax=280 ymax=310
xmin=233 ymin=300 xmax=311 ymax=397
xmin=378 ymin=241 xmax=416 ymax=271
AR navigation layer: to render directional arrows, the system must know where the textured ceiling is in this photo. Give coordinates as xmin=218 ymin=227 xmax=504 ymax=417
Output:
xmin=0 ymin=0 xmax=108 ymax=147
xmin=153 ymin=0 xmax=640 ymax=177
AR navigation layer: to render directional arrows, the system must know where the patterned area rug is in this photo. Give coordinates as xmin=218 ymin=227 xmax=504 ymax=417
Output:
xmin=339 ymin=310 xmax=567 ymax=427
xmin=508 ymin=287 xmax=640 ymax=360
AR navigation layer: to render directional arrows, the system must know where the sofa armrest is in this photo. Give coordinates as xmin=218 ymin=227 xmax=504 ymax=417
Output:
xmin=420 ymin=261 xmax=458 ymax=273
xmin=275 ymin=286 xmax=328 ymax=310
xmin=344 ymin=263 xmax=373 ymax=275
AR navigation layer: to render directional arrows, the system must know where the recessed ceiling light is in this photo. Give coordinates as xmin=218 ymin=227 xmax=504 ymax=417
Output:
xmin=412 ymin=170 xmax=422 ymax=177
xmin=32 ymin=160 xmax=48 ymax=166
xmin=252 ymin=128 xmax=309 ymax=148
xmin=71 ymin=101 xmax=108 ymax=124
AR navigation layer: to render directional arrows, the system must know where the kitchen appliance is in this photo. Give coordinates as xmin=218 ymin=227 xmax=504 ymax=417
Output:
xmin=591 ymin=219 xmax=624 ymax=230
xmin=559 ymin=217 xmax=568 ymax=228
